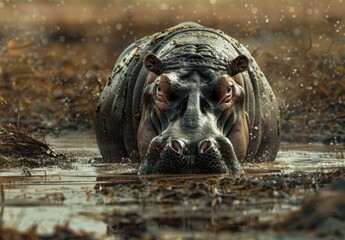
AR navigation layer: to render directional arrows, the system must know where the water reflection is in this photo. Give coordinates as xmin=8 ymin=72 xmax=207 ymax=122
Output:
xmin=0 ymin=134 xmax=344 ymax=239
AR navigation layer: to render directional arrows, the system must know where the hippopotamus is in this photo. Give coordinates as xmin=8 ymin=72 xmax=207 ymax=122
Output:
xmin=95 ymin=22 xmax=281 ymax=174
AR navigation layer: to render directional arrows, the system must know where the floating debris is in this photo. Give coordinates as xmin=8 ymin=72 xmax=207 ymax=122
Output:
xmin=0 ymin=223 xmax=96 ymax=240
xmin=273 ymin=178 xmax=345 ymax=238
xmin=0 ymin=124 xmax=65 ymax=168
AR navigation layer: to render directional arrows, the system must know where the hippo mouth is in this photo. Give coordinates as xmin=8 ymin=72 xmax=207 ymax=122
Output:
xmin=138 ymin=138 xmax=243 ymax=175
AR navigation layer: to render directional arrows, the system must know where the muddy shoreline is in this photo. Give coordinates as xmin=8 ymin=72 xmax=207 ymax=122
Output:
xmin=0 ymin=0 xmax=345 ymax=239
xmin=0 ymin=0 xmax=344 ymax=144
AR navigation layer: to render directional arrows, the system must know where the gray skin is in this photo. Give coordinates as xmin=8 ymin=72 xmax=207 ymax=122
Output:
xmin=95 ymin=22 xmax=281 ymax=174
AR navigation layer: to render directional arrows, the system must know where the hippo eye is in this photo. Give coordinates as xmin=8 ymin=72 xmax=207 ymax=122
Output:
xmin=156 ymin=84 xmax=163 ymax=97
xmin=215 ymin=82 xmax=234 ymax=105
xmin=154 ymin=75 xmax=175 ymax=103
xmin=155 ymin=83 xmax=167 ymax=103
xmin=226 ymin=82 xmax=234 ymax=95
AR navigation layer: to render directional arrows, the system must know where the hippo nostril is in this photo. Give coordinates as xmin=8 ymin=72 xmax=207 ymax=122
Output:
xmin=168 ymin=139 xmax=186 ymax=154
xmin=197 ymin=139 xmax=214 ymax=155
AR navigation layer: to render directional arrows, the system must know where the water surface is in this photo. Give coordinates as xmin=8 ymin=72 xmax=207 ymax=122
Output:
xmin=0 ymin=133 xmax=344 ymax=239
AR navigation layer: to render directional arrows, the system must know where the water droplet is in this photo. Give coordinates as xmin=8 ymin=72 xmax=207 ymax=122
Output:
xmin=288 ymin=6 xmax=295 ymax=13
xmin=102 ymin=37 xmax=109 ymax=43
xmin=41 ymin=38 xmax=48 ymax=45
xmin=116 ymin=23 xmax=122 ymax=31
xmin=293 ymin=28 xmax=301 ymax=35
xmin=159 ymin=3 xmax=169 ymax=10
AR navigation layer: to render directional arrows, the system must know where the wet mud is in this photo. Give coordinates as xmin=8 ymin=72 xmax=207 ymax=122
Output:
xmin=0 ymin=134 xmax=344 ymax=239
xmin=0 ymin=0 xmax=345 ymax=239
xmin=0 ymin=0 xmax=344 ymax=143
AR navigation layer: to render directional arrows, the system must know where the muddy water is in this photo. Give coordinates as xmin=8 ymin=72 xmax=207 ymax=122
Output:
xmin=0 ymin=133 xmax=344 ymax=239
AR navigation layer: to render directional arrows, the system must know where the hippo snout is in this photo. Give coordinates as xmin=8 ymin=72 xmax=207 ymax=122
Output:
xmin=195 ymin=139 xmax=226 ymax=173
xmin=168 ymin=138 xmax=214 ymax=155
xmin=159 ymin=139 xmax=188 ymax=173
xmin=138 ymin=137 xmax=242 ymax=175
xmin=95 ymin=22 xmax=281 ymax=175
xmin=168 ymin=139 xmax=187 ymax=154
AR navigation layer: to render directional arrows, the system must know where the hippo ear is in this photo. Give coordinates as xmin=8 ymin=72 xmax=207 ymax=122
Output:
xmin=228 ymin=55 xmax=249 ymax=76
xmin=143 ymin=53 xmax=163 ymax=75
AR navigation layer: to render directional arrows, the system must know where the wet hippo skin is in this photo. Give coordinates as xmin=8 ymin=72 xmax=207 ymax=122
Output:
xmin=95 ymin=22 xmax=281 ymax=174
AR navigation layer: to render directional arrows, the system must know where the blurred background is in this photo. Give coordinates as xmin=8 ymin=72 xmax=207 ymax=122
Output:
xmin=0 ymin=0 xmax=344 ymax=143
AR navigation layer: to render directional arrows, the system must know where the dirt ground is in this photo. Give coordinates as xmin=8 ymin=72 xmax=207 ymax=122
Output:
xmin=0 ymin=2 xmax=344 ymax=238
xmin=0 ymin=0 xmax=344 ymax=143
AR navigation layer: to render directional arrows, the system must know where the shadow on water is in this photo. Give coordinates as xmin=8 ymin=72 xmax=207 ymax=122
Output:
xmin=0 ymin=133 xmax=344 ymax=239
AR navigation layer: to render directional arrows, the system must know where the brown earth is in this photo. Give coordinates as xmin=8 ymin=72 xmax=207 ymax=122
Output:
xmin=0 ymin=2 xmax=344 ymax=238
xmin=0 ymin=0 xmax=344 ymax=142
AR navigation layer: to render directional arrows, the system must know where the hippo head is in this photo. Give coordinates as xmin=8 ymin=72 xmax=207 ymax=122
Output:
xmin=137 ymin=49 xmax=250 ymax=175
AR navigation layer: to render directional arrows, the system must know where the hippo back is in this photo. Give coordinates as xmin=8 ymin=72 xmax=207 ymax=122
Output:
xmin=95 ymin=22 xmax=280 ymax=163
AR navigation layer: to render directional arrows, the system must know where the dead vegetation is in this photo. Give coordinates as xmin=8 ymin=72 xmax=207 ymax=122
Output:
xmin=95 ymin=167 xmax=345 ymax=239
xmin=0 ymin=223 xmax=96 ymax=240
xmin=0 ymin=124 xmax=56 ymax=158
xmin=0 ymin=2 xmax=344 ymax=239
xmin=259 ymin=25 xmax=345 ymax=143
xmin=0 ymin=124 xmax=64 ymax=168
xmin=0 ymin=17 xmax=343 ymax=143
xmin=0 ymin=36 xmax=107 ymax=133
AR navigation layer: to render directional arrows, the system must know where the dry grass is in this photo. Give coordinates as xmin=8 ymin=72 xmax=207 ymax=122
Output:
xmin=0 ymin=37 xmax=107 ymax=132
xmin=0 ymin=124 xmax=56 ymax=157
xmin=253 ymin=23 xmax=345 ymax=142
xmin=0 ymin=124 xmax=67 ymax=168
